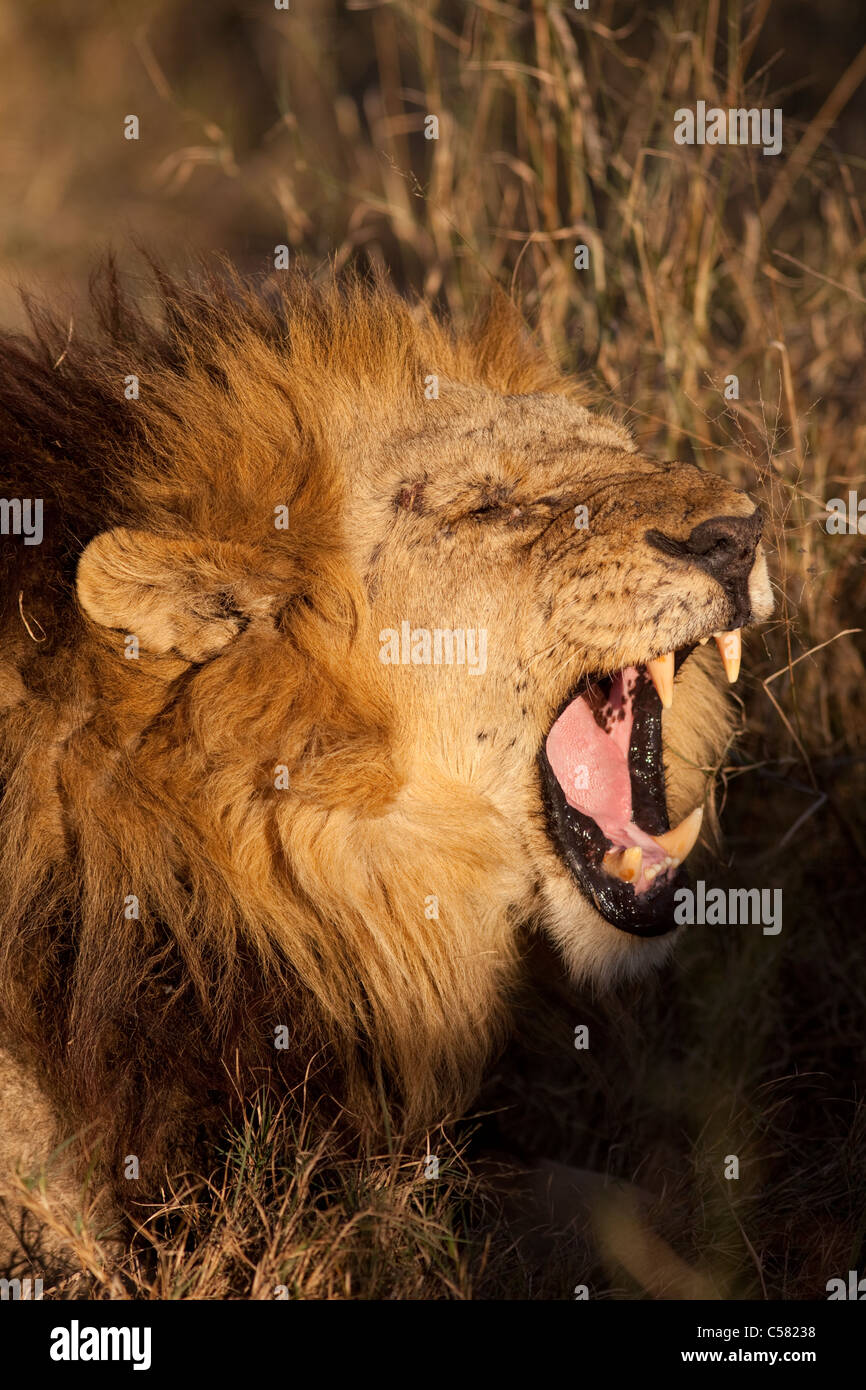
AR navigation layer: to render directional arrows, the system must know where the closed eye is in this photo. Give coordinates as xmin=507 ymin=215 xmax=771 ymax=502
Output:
xmin=468 ymin=501 xmax=526 ymax=522
xmin=467 ymin=494 xmax=570 ymax=522
xmin=470 ymin=500 xmax=511 ymax=519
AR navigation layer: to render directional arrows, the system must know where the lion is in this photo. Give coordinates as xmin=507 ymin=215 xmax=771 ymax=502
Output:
xmin=0 ymin=263 xmax=772 ymax=1266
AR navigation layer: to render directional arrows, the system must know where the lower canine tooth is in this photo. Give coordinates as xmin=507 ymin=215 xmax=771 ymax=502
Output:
xmin=651 ymin=805 xmax=704 ymax=864
xmin=714 ymin=629 xmax=741 ymax=683
xmin=602 ymin=846 xmax=643 ymax=884
xmin=647 ymin=651 xmax=674 ymax=708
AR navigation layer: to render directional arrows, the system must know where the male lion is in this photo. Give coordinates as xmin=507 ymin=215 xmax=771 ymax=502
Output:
xmin=0 ymin=265 xmax=772 ymax=1265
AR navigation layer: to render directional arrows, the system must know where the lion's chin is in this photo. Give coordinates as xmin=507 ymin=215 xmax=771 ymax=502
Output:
xmin=539 ymin=645 xmax=710 ymax=938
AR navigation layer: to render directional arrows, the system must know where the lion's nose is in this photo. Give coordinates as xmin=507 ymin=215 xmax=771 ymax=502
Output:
xmin=680 ymin=512 xmax=762 ymax=582
xmin=645 ymin=510 xmax=763 ymax=619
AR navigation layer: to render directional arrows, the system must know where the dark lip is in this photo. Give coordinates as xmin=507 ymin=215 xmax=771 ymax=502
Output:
xmin=538 ymin=646 xmax=696 ymax=938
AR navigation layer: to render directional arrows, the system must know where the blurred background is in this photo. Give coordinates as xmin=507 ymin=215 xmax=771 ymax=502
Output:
xmin=2 ymin=0 xmax=864 ymax=1298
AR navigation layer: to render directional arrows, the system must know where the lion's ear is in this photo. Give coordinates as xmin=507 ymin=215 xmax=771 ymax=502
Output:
xmin=76 ymin=527 xmax=282 ymax=661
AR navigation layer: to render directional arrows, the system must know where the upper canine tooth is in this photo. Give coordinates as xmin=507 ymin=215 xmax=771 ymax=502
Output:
xmin=651 ymin=806 xmax=703 ymax=866
xmin=714 ymin=629 xmax=741 ymax=683
xmin=602 ymin=846 xmax=643 ymax=884
xmin=647 ymin=652 xmax=674 ymax=708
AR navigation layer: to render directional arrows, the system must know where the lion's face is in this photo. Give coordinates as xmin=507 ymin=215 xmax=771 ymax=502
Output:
xmin=350 ymin=386 xmax=773 ymax=979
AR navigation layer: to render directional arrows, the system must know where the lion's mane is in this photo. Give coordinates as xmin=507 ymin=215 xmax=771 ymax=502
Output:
xmin=0 ymin=263 xmax=580 ymax=1196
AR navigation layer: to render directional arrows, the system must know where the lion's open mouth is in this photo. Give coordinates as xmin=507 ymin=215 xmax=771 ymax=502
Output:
xmin=539 ymin=632 xmax=740 ymax=937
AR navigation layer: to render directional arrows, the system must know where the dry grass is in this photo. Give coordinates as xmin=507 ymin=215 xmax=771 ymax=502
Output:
xmin=1 ymin=0 xmax=864 ymax=1298
xmin=2 ymin=1100 xmax=498 ymax=1300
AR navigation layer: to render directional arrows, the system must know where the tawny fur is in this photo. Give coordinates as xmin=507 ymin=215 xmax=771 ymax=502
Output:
xmin=0 ymin=263 xmax=772 ymax=1246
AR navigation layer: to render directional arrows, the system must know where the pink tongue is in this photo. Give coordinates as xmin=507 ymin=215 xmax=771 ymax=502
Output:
xmin=545 ymin=666 xmax=669 ymax=894
xmin=546 ymin=670 xmax=636 ymax=841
